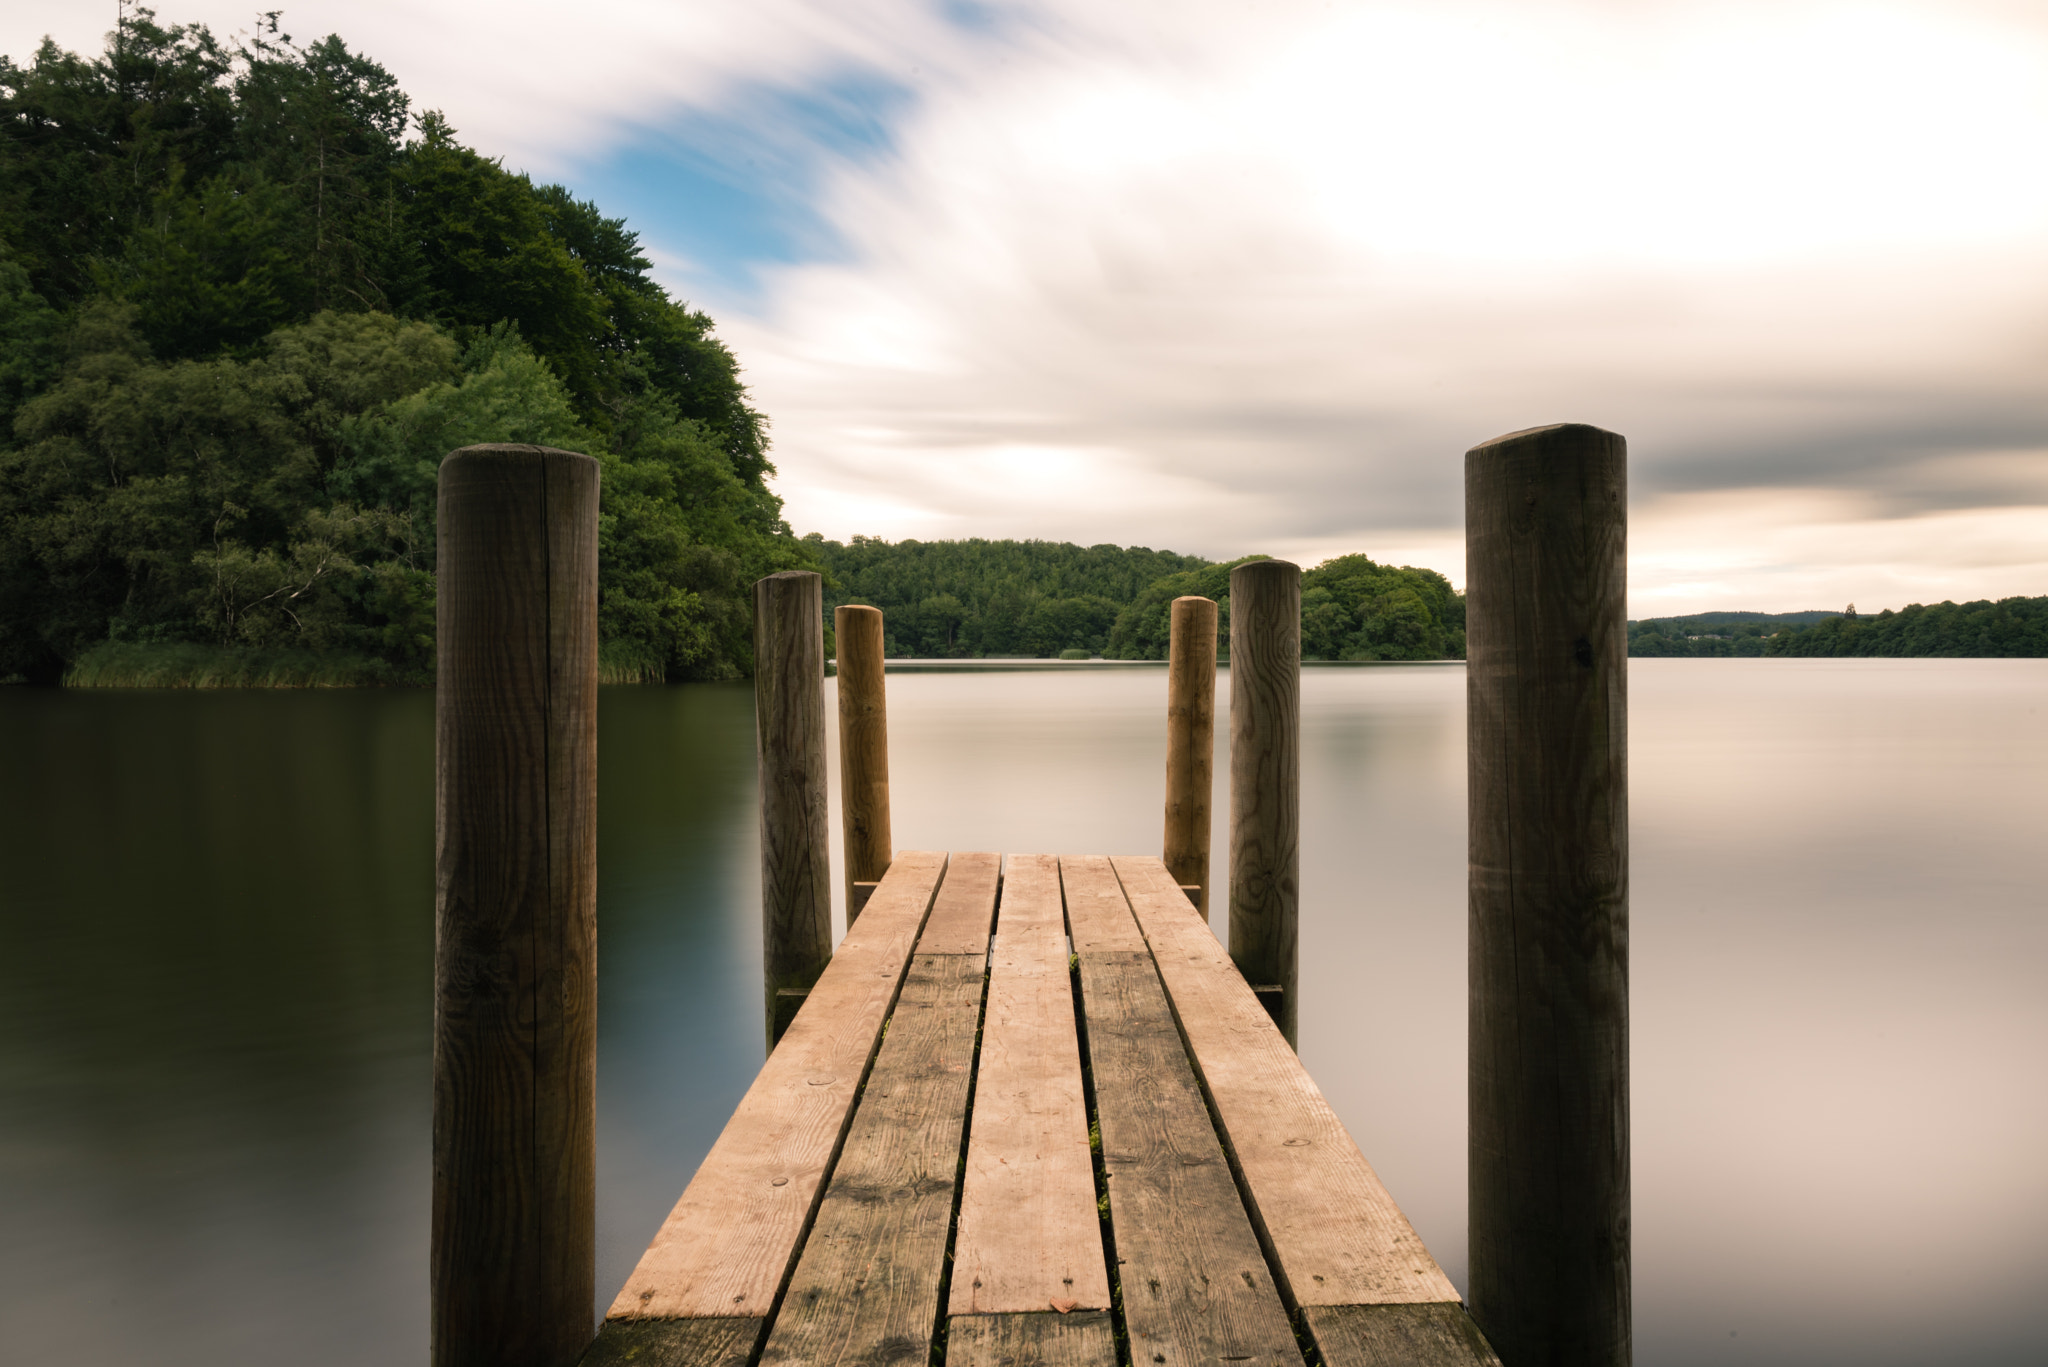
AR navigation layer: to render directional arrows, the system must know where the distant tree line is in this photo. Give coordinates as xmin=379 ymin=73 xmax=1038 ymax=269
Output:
xmin=808 ymin=537 xmax=1467 ymax=661
xmin=1 ymin=10 xmax=812 ymax=684
xmin=1629 ymin=600 xmax=2048 ymax=657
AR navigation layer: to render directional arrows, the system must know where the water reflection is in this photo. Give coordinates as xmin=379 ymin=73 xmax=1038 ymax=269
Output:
xmin=1 ymin=660 xmax=2043 ymax=1365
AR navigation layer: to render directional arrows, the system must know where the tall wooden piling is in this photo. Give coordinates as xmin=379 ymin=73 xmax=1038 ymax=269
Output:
xmin=756 ymin=571 xmax=833 ymax=1047
xmin=433 ymin=444 xmax=599 ymax=1367
xmin=1226 ymin=560 xmax=1301 ymax=1047
xmin=1465 ymin=423 xmax=1630 ymax=1367
xmin=1163 ymin=595 xmax=1218 ymax=919
xmin=834 ymin=604 xmax=892 ymax=923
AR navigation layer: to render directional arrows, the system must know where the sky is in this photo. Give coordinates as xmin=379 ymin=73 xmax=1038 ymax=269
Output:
xmin=11 ymin=0 xmax=2048 ymax=612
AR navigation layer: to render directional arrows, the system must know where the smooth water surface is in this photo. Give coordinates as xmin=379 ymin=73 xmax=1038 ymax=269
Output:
xmin=2 ymin=661 xmax=2043 ymax=1364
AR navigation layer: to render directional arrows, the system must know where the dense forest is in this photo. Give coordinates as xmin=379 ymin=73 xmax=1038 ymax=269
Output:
xmin=0 ymin=10 xmax=813 ymax=684
xmin=1627 ymin=610 xmax=1837 ymax=657
xmin=808 ymin=536 xmax=1210 ymax=658
xmin=1629 ymin=600 xmax=2048 ymax=657
xmin=810 ymin=537 xmax=1466 ymax=661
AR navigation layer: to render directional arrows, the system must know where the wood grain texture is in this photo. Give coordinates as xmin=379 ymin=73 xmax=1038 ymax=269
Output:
xmin=1302 ymin=1305 xmax=1503 ymax=1367
xmin=577 ymin=1317 xmax=759 ymax=1367
xmin=1465 ymin=423 xmax=1631 ymax=1367
xmin=1061 ymin=854 xmax=1147 ymax=953
xmin=951 ymin=855 xmax=1108 ymax=1316
xmin=1112 ymin=857 xmax=1459 ymax=1309
xmin=1076 ymin=950 xmax=1300 ymax=1367
xmin=1163 ymin=596 xmax=1218 ymax=921
xmin=1226 ymin=559 xmax=1300 ymax=1047
xmin=607 ymin=852 xmax=948 ymax=1322
xmin=946 ymin=1311 xmax=1118 ymax=1367
xmin=757 ymin=952 xmax=985 ymax=1367
xmin=434 ymin=444 xmax=600 ymax=1367
xmin=757 ymin=570 xmax=833 ymax=1047
xmin=919 ymin=850 xmax=1001 ymax=955
xmin=835 ymin=604 xmax=893 ymax=923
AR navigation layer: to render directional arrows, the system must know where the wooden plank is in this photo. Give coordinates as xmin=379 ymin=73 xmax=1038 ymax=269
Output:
xmin=994 ymin=852 xmax=1063 ymax=937
xmin=607 ymin=851 xmax=949 ymax=1321
xmin=578 ymin=1316 xmax=759 ymax=1367
xmin=947 ymin=1311 xmax=1118 ymax=1367
xmin=919 ymin=849 xmax=1002 ymax=954
xmin=1076 ymin=947 xmax=1300 ymax=1367
xmin=1111 ymin=856 xmax=1460 ymax=1309
xmin=1301 ymin=1305 xmax=1503 ymax=1367
xmin=757 ymin=952 xmax=985 ymax=1367
xmin=950 ymin=855 xmax=1109 ymax=1316
xmin=1061 ymin=853 xmax=1147 ymax=952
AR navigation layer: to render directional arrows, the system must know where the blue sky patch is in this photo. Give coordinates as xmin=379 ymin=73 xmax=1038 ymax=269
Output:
xmin=560 ymin=69 xmax=915 ymax=309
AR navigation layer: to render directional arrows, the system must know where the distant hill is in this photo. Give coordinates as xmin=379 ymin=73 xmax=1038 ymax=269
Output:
xmin=1629 ymin=600 xmax=2048 ymax=657
xmin=1627 ymin=610 xmax=1839 ymax=630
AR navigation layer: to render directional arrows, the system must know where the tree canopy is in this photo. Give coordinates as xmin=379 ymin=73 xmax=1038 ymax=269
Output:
xmin=810 ymin=538 xmax=1468 ymax=662
xmin=1627 ymin=601 xmax=2048 ymax=656
xmin=807 ymin=535 xmax=1213 ymax=658
xmin=1 ymin=10 xmax=806 ymax=683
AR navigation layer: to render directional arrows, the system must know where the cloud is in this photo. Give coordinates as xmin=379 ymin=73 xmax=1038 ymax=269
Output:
xmin=9 ymin=0 xmax=2048 ymax=610
xmin=714 ymin=0 xmax=2048 ymax=611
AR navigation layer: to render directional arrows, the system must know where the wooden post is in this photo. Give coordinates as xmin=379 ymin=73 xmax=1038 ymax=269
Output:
xmin=757 ymin=571 xmax=832 ymax=1047
xmin=1163 ymin=595 xmax=1218 ymax=920
xmin=834 ymin=605 xmax=892 ymax=924
xmin=1226 ymin=560 xmax=1300 ymax=1047
xmin=1465 ymin=422 xmax=1630 ymax=1367
xmin=433 ymin=444 xmax=599 ymax=1367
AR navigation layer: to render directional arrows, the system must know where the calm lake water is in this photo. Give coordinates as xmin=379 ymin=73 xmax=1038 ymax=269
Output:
xmin=2 ymin=660 xmax=2043 ymax=1365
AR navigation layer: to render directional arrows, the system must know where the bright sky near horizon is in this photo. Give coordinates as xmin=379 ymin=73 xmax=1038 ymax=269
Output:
xmin=11 ymin=0 xmax=2048 ymax=612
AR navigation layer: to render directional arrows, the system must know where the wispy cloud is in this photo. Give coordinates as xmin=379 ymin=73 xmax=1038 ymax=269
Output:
xmin=9 ymin=0 xmax=2047 ymax=609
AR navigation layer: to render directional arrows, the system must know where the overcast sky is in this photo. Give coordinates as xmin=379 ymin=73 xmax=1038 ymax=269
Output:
xmin=12 ymin=0 xmax=2048 ymax=611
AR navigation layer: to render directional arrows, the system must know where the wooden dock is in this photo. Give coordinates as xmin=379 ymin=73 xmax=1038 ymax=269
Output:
xmin=433 ymin=429 xmax=1630 ymax=1367
xmin=581 ymin=852 xmax=1498 ymax=1367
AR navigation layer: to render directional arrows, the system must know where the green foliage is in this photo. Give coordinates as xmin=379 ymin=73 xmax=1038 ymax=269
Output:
xmin=807 ymin=536 xmax=1211 ymax=657
xmin=1104 ymin=553 xmax=1464 ymax=661
xmin=1764 ymin=599 xmax=2048 ymax=657
xmin=64 ymin=639 xmax=412 ymax=687
xmin=0 ymin=11 xmax=805 ymax=684
xmin=1299 ymin=554 xmax=1464 ymax=661
xmin=1103 ymin=559 xmax=1259 ymax=659
xmin=1627 ymin=602 xmax=2048 ymax=657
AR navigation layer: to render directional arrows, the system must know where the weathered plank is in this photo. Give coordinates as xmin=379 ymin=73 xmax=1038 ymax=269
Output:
xmin=1301 ymin=1305 xmax=1503 ymax=1367
xmin=757 ymin=952 xmax=985 ymax=1367
xmin=607 ymin=851 xmax=949 ymax=1321
xmin=1112 ymin=855 xmax=1460 ymax=1309
xmin=919 ymin=849 xmax=1002 ymax=955
xmin=578 ymin=1316 xmax=760 ymax=1367
xmin=1076 ymin=946 xmax=1300 ymax=1367
xmin=1062 ymin=853 xmax=1147 ymax=952
xmin=946 ymin=1311 xmax=1118 ymax=1367
xmin=951 ymin=854 xmax=1108 ymax=1316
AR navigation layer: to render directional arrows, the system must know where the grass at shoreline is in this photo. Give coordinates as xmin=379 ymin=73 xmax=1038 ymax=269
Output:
xmin=57 ymin=640 xmax=679 ymax=688
xmin=63 ymin=642 xmax=427 ymax=689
